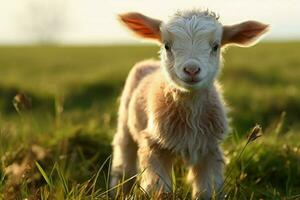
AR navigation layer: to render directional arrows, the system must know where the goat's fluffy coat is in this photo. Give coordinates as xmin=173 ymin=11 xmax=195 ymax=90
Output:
xmin=111 ymin=60 xmax=227 ymax=198
xmin=111 ymin=9 xmax=268 ymax=199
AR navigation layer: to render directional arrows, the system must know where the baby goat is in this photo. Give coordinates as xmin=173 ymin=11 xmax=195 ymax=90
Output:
xmin=110 ymin=9 xmax=268 ymax=199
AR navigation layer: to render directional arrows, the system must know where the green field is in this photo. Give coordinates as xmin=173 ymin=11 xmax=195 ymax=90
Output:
xmin=0 ymin=42 xmax=300 ymax=199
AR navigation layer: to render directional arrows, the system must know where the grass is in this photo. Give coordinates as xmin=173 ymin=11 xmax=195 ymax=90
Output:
xmin=0 ymin=42 xmax=299 ymax=199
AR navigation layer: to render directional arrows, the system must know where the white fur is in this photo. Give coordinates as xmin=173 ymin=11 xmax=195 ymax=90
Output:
xmin=160 ymin=10 xmax=222 ymax=92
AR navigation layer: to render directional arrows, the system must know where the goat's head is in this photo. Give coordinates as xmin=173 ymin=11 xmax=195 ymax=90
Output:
xmin=119 ymin=10 xmax=269 ymax=91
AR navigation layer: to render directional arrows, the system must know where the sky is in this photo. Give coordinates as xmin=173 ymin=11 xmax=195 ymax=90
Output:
xmin=0 ymin=0 xmax=299 ymax=44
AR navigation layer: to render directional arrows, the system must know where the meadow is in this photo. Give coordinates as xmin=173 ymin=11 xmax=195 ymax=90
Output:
xmin=0 ymin=42 xmax=300 ymax=199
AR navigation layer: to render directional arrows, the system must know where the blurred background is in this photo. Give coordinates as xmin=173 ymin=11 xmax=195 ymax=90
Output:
xmin=0 ymin=0 xmax=300 ymax=199
xmin=1 ymin=0 xmax=300 ymax=44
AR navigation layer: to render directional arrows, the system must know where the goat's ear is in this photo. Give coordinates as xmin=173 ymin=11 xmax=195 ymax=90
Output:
xmin=119 ymin=12 xmax=162 ymax=42
xmin=222 ymin=21 xmax=269 ymax=47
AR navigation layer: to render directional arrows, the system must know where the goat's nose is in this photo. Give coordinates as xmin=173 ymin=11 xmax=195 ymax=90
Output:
xmin=183 ymin=66 xmax=201 ymax=77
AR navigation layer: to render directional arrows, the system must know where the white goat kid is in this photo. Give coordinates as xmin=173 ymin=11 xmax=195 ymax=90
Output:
xmin=110 ymin=9 xmax=268 ymax=199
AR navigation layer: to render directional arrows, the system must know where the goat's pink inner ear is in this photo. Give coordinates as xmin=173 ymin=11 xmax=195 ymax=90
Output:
xmin=119 ymin=12 xmax=162 ymax=41
xmin=222 ymin=21 xmax=269 ymax=46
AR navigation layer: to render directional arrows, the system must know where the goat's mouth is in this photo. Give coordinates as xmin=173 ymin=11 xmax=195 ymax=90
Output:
xmin=171 ymin=73 xmax=204 ymax=89
xmin=184 ymin=79 xmax=201 ymax=84
xmin=181 ymin=78 xmax=202 ymax=85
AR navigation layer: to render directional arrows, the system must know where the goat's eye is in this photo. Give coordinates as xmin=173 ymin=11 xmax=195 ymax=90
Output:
xmin=164 ymin=43 xmax=171 ymax=51
xmin=212 ymin=43 xmax=219 ymax=52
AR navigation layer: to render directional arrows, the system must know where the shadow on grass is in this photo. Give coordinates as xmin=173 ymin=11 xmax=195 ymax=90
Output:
xmin=0 ymin=86 xmax=54 ymax=114
xmin=64 ymin=81 xmax=123 ymax=110
xmin=230 ymin=94 xmax=300 ymax=133
xmin=0 ymin=80 xmax=124 ymax=115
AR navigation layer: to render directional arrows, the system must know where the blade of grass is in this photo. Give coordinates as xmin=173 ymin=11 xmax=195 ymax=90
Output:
xmin=35 ymin=161 xmax=53 ymax=189
xmin=92 ymin=155 xmax=111 ymax=195
xmin=100 ymin=172 xmax=141 ymax=196
xmin=171 ymin=165 xmax=176 ymax=193
xmin=56 ymin=164 xmax=69 ymax=195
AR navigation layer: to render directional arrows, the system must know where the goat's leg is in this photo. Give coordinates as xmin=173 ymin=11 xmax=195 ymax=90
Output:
xmin=187 ymin=147 xmax=224 ymax=200
xmin=138 ymin=144 xmax=173 ymax=195
xmin=110 ymin=125 xmax=138 ymax=195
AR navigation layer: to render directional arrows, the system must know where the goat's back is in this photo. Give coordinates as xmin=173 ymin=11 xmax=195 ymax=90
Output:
xmin=117 ymin=60 xmax=160 ymax=137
